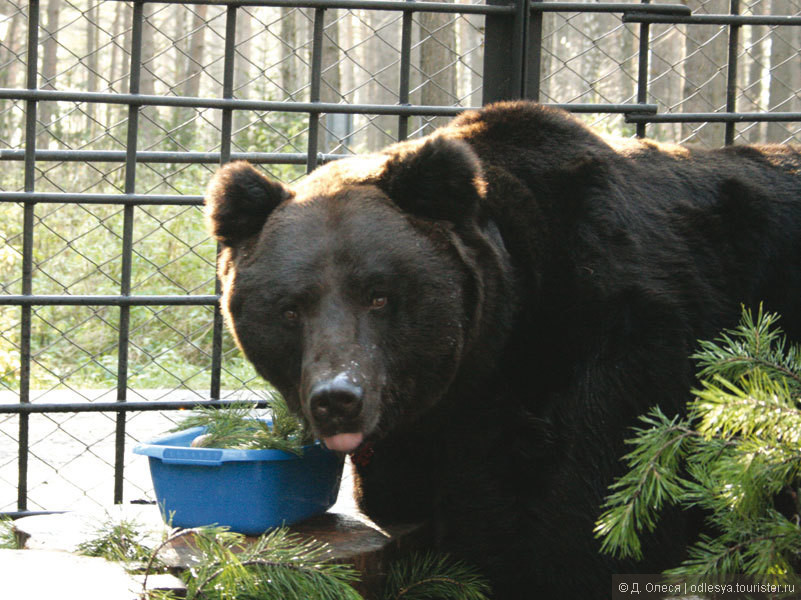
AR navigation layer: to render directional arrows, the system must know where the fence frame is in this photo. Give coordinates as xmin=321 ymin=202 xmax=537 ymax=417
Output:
xmin=0 ymin=0 xmax=799 ymax=517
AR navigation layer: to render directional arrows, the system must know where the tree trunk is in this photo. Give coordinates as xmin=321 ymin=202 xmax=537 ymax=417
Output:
xmin=0 ymin=8 xmax=23 ymax=89
xmin=740 ymin=0 xmax=767 ymax=143
xmin=0 ymin=6 xmax=23 ymax=144
xmin=681 ymin=0 xmax=728 ymax=147
xmin=767 ymin=0 xmax=801 ymax=143
xmin=85 ymin=3 xmax=100 ymax=137
xmin=168 ymin=5 xmax=208 ymax=148
xmin=319 ymin=9 xmax=343 ymax=152
xmin=580 ymin=12 xmax=604 ymax=103
xmin=648 ymin=24 xmax=685 ymax=142
xmin=365 ymin=10 xmax=399 ymax=149
xmin=116 ymin=2 xmax=132 ymax=94
xmin=171 ymin=5 xmax=187 ymax=95
xmin=539 ymin=11 xmax=560 ymax=102
xmin=280 ymin=8 xmax=298 ymax=99
xmin=181 ymin=5 xmax=208 ymax=99
xmin=107 ymin=4 xmax=129 ymax=138
xmin=617 ymin=21 xmax=637 ymax=105
xmin=139 ymin=6 xmax=156 ymax=96
xmin=38 ymin=0 xmax=61 ymax=148
xmin=139 ymin=5 xmax=158 ymax=148
xmin=233 ymin=8 xmax=252 ymax=136
xmin=418 ymin=2 xmax=457 ymax=130
xmin=457 ymin=0 xmax=483 ymax=107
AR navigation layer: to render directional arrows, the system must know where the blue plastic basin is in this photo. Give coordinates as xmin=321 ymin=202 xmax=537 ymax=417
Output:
xmin=133 ymin=424 xmax=344 ymax=535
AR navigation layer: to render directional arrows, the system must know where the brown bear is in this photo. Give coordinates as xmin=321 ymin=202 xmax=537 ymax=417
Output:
xmin=205 ymin=101 xmax=801 ymax=599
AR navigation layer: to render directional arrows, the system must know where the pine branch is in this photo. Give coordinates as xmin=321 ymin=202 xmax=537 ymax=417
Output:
xmin=76 ymin=516 xmax=157 ymax=566
xmin=383 ymin=552 xmax=492 ymax=600
xmin=0 ymin=516 xmax=20 ymax=549
xmin=666 ymin=520 xmax=798 ymax=580
xmin=594 ymin=408 xmax=697 ymax=559
xmin=691 ymin=372 xmax=801 ymax=444
xmin=692 ymin=306 xmax=801 ymax=392
xmin=142 ymin=526 xmax=362 ymax=600
xmin=170 ymin=396 xmax=313 ymax=454
xmin=596 ymin=306 xmax=801 ymax=576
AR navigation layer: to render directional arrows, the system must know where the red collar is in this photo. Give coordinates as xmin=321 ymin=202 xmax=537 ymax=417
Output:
xmin=350 ymin=441 xmax=375 ymax=467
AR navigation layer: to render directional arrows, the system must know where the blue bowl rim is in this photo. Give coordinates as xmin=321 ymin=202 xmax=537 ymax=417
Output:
xmin=132 ymin=419 xmax=326 ymax=463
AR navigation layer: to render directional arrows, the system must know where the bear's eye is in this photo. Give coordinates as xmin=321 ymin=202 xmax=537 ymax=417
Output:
xmin=369 ymin=295 xmax=388 ymax=310
xmin=283 ymin=308 xmax=299 ymax=322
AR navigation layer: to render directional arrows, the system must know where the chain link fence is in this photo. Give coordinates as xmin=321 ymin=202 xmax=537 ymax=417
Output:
xmin=0 ymin=0 xmax=799 ymax=515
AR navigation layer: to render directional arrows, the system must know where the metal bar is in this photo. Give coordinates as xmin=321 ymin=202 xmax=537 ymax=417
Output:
xmin=531 ymin=2 xmax=689 ymax=14
xmin=526 ymin=0 xmax=543 ymax=100
xmin=220 ymin=7 xmax=237 ymax=165
xmin=17 ymin=0 xmax=41 ymax=514
xmin=307 ymin=7 xmax=325 ymax=172
xmin=85 ymin=0 xmax=691 ymax=14
xmin=90 ymin=0 xmax=517 ymax=14
xmin=0 ymin=90 xmax=666 ymax=116
xmin=1 ymin=511 xmax=66 ymax=519
xmin=0 ymin=398 xmax=273 ymax=416
xmin=113 ymin=0 xmax=146 ymax=505
xmin=484 ymin=0 xmax=521 ymax=103
xmin=0 ymin=89 xmax=484 ymax=113
xmin=634 ymin=0 xmax=651 ymax=138
xmin=511 ymin=0 xmax=529 ymax=98
xmin=211 ymin=5 xmax=239 ymax=402
xmin=625 ymin=112 xmax=801 ymax=123
xmin=0 ymin=150 xmax=340 ymax=165
xmin=0 ymin=192 xmax=206 ymax=205
xmin=724 ymin=0 xmax=740 ymax=146
xmin=624 ymin=14 xmax=801 ymax=25
xmin=397 ymin=2 xmax=413 ymax=141
xmin=0 ymin=295 xmax=219 ymax=306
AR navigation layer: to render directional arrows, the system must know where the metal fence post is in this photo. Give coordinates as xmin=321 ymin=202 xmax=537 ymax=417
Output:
xmin=526 ymin=0 xmax=543 ymax=101
xmin=114 ymin=0 xmax=146 ymax=504
xmin=17 ymin=0 xmax=41 ymax=512
xmin=724 ymin=0 xmax=741 ymax=145
xmin=482 ymin=0 xmax=526 ymax=103
xmin=307 ymin=8 xmax=326 ymax=172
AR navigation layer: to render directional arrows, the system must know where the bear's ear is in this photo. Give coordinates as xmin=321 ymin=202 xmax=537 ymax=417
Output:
xmin=377 ymin=135 xmax=484 ymax=225
xmin=205 ymin=161 xmax=293 ymax=247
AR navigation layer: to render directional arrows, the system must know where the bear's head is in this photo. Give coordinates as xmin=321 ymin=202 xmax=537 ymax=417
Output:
xmin=205 ymin=135 xmax=509 ymax=453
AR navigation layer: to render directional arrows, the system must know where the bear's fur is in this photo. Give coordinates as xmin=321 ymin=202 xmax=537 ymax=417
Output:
xmin=205 ymin=101 xmax=801 ymax=599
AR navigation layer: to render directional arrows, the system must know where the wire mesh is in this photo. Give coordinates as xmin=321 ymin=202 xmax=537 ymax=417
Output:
xmin=0 ymin=0 xmax=799 ymax=514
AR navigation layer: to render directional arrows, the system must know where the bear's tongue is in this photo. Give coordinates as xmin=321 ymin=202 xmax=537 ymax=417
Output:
xmin=322 ymin=432 xmax=364 ymax=453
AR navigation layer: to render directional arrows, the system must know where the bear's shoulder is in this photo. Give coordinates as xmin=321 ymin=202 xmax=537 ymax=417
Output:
xmin=446 ymin=101 xmax=606 ymax=152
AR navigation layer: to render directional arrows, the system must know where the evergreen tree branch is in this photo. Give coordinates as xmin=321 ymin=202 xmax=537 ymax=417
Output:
xmin=394 ymin=576 xmax=475 ymax=599
xmin=143 ymin=526 xmax=361 ymax=600
xmin=597 ymin=306 xmax=801 ymax=576
xmin=170 ymin=396 xmax=313 ymax=454
xmin=0 ymin=516 xmax=20 ymax=549
xmin=595 ymin=409 xmax=697 ymax=559
xmin=383 ymin=552 xmax=491 ymax=600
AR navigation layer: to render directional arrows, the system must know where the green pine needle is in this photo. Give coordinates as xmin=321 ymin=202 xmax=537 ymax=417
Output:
xmin=76 ymin=516 xmax=157 ymax=567
xmin=594 ymin=407 xmax=696 ymax=560
xmin=383 ymin=551 xmax=492 ymax=600
xmin=144 ymin=525 xmax=362 ymax=600
xmin=595 ymin=306 xmax=801 ymax=578
xmin=170 ymin=396 xmax=313 ymax=455
xmin=692 ymin=306 xmax=801 ymax=393
xmin=0 ymin=516 xmax=20 ymax=549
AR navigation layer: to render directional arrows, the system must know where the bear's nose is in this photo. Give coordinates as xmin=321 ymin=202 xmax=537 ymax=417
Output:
xmin=309 ymin=377 xmax=363 ymax=422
